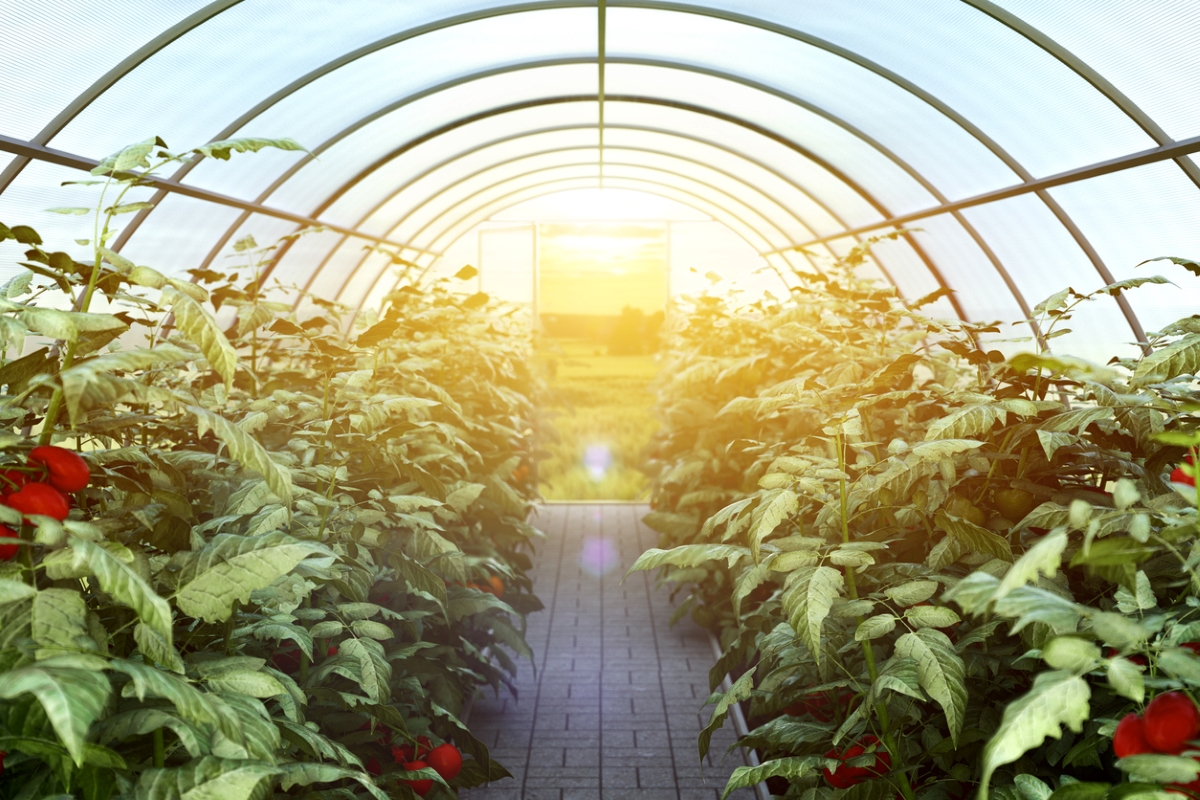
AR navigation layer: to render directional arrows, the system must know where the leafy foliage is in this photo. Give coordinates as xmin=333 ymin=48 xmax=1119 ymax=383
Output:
xmin=634 ymin=239 xmax=1200 ymax=800
xmin=0 ymin=138 xmax=544 ymax=798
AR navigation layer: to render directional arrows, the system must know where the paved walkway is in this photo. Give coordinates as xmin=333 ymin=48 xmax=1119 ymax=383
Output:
xmin=462 ymin=503 xmax=755 ymax=800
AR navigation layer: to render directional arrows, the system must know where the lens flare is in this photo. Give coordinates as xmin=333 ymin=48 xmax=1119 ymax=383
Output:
xmin=579 ymin=536 xmax=619 ymax=577
xmin=583 ymin=444 xmax=612 ymax=481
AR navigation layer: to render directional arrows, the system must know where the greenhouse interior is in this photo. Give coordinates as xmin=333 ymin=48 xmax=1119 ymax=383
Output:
xmin=2 ymin=1 xmax=1200 ymax=799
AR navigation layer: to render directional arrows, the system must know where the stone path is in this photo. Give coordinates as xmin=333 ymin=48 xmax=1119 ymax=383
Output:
xmin=461 ymin=503 xmax=756 ymax=800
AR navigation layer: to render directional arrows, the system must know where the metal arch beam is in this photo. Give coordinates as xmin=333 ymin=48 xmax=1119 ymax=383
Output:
xmin=286 ymin=121 xmax=862 ymax=307
xmin=270 ymin=94 xmax=964 ymax=321
xmin=349 ymin=175 xmax=815 ymax=313
xmin=96 ymin=0 xmax=1033 ymax=325
xmin=332 ymin=160 xmax=805 ymax=307
xmin=0 ymin=0 xmax=244 ymax=197
xmin=961 ymin=0 xmax=1200 ymax=192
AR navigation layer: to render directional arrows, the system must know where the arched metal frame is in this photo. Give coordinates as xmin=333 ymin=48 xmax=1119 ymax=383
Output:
xmin=1 ymin=0 xmax=1196 ymax=344
xmin=340 ymin=159 xmax=816 ymax=301
xmin=347 ymin=175 xmax=822 ymax=316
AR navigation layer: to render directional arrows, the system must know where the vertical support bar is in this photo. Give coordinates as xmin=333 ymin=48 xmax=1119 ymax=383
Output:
xmin=598 ymin=0 xmax=607 ymax=188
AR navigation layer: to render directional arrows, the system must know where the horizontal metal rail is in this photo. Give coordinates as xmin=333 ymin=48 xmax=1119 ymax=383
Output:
xmin=765 ymin=132 xmax=1200 ymax=255
xmin=0 ymin=133 xmax=436 ymax=257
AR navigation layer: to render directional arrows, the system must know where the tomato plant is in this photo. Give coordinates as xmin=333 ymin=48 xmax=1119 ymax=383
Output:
xmin=631 ymin=238 xmax=1200 ymax=799
xmin=0 ymin=137 xmax=545 ymax=800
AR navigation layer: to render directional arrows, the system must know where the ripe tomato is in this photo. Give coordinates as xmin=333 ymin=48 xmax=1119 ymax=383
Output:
xmin=28 ymin=446 xmax=90 ymax=492
xmin=1171 ymin=467 xmax=1196 ymax=487
xmin=4 ymin=482 xmax=70 ymax=521
xmin=0 ymin=469 xmax=27 ymax=496
xmin=365 ymin=757 xmax=382 ymax=776
xmin=486 ymin=575 xmax=505 ymax=598
xmin=1144 ymin=692 xmax=1200 ymax=753
xmin=823 ymin=735 xmax=890 ymax=788
xmin=0 ymin=526 xmax=18 ymax=561
xmin=1113 ymin=713 xmax=1152 ymax=757
xmin=427 ymin=743 xmax=463 ymax=781
xmin=401 ymin=761 xmax=433 ymax=797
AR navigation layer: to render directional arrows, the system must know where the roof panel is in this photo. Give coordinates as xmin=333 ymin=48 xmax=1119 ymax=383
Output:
xmin=606 ymin=7 xmax=1021 ymax=199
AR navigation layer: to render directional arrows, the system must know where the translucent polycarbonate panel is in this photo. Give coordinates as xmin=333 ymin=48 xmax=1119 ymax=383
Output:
xmin=335 ymin=249 xmax=394 ymax=309
xmin=421 ymin=176 xmax=775 ymax=263
xmin=668 ymin=221 xmax=785 ymax=300
xmin=183 ymin=31 xmax=597 ymax=201
xmin=493 ymin=188 xmax=710 ymax=222
xmin=0 ymin=1 xmax=209 ymax=140
xmin=672 ymin=1 xmax=1156 ymax=175
xmin=908 ymin=214 xmax=1026 ymax=325
xmin=275 ymin=96 xmax=598 ymax=228
xmin=1049 ymin=161 xmax=1200 ymax=343
xmin=48 ymin=0 xmax=571 ymax=158
xmin=998 ymin=0 xmax=1200 ymax=141
xmin=605 ymin=129 xmax=837 ymax=234
xmin=603 ymin=102 xmax=881 ymax=232
xmin=307 ymin=236 xmax=382 ymax=304
xmin=416 ymin=163 xmax=792 ymax=256
xmin=120 ymin=194 xmax=244 ymax=277
xmin=605 ymin=63 xmax=939 ymax=214
xmin=959 ymin=193 xmax=1119 ymax=337
xmin=360 ymin=129 xmax=600 ymax=234
xmin=266 ymin=228 xmax=346 ymax=303
xmin=479 ymin=225 xmax=535 ymax=306
xmin=383 ymin=148 xmax=812 ymax=247
xmin=856 ymin=236 xmax=959 ymax=322
xmin=0 ymin=159 xmax=157 ymax=273
xmin=606 ymin=8 xmax=1019 ymax=199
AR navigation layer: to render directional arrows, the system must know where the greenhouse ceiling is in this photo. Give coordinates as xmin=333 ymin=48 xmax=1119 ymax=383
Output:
xmin=2 ymin=0 xmax=1199 ymax=358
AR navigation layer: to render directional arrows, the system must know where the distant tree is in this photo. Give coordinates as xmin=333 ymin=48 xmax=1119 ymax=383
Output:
xmin=644 ymin=310 xmax=665 ymax=353
xmin=608 ymin=306 xmax=646 ymax=355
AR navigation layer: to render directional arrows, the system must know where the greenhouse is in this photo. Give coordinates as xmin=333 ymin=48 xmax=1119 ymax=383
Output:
xmin=1 ymin=1 xmax=1200 ymax=798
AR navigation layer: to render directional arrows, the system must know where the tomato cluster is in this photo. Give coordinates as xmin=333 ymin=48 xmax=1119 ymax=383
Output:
xmin=391 ymin=738 xmax=462 ymax=797
xmin=0 ymin=446 xmax=90 ymax=561
xmin=1114 ymin=692 xmax=1200 ymax=793
xmin=1171 ymin=456 xmax=1196 ymax=487
xmin=823 ymin=735 xmax=891 ymax=788
xmin=465 ymin=575 xmax=505 ymax=598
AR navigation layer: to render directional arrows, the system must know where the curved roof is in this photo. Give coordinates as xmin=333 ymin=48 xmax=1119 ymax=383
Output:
xmin=2 ymin=0 xmax=1200 ymax=359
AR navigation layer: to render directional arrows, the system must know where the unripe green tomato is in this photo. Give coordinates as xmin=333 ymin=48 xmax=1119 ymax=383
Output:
xmin=944 ymin=495 xmax=986 ymax=527
xmin=993 ymin=488 xmax=1037 ymax=521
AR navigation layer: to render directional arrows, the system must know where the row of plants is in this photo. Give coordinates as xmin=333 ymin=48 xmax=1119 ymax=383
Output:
xmin=0 ymin=137 xmax=543 ymax=799
xmin=632 ymin=236 xmax=1200 ymax=800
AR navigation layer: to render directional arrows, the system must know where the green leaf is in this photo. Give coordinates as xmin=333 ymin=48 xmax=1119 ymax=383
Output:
xmin=91 ymin=137 xmax=162 ymax=176
xmin=748 ymin=488 xmax=798 ymax=562
xmin=781 ymin=565 xmax=843 ymax=668
xmin=995 ymin=530 xmax=1067 ymax=600
xmin=904 ymin=605 xmax=961 ymax=629
xmin=1134 ymin=333 xmax=1200 ymax=386
xmin=193 ymin=137 xmax=306 ymax=161
xmin=1118 ymin=754 xmax=1200 ymax=784
xmin=855 ymin=614 xmax=896 ymax=641
xmin=189 ymin=406 xmax=292 ymax=507
xmin=624 ymin=544 xmax=748 ymax=578
xmin=32 ymin=588 xmax=92 ymax=660
xmin=71 ymin=538 xmax=173 ymax=646
xmin=979 ymin=670 xmax=1090 ymax=796
xmin=98 ymin=709 xmax=210 ymax=757
xmin=135 ymin=622 xmax=186 ymax=674
xmin=174 ymin=532 xmax=330 ymax=622
xmin=340 ymin=638 xmax=391 ymax=704
xmin=1089 ymin=611 xmax=1150 ymax=649
xmin=166 ymin=287 xmax=237 ymax=389
xmin=1107 ymin=656 xmax=1145 ymax=702
xmin=105 ymin=201 xmax=155 ymax=215
xmin=883 ymin=580 xmax=939 ymax=606
xmin=894 ymin=628 xmax=968 ymax=745
xmin=721 ymin=756 xmax=823 ymax=800
xmin=1041 ymin=637 xmax=1101 ymax=672
xmin=276 ymin=762 xmax=388 ymax=800
xmin=700 ymin=668 xmax=754 ymax=759
xmin=350 ymin=620 xmax=394 ymax=640
xmin=0 ymin=578 xmax=35 ymax=604
xmin=925 ymin=403 xmax=1005 ymax=440
xmin=60 ymin=345 xmax=192 ymax=425
xmin=205 ymin=670 xmax=285 ymax=698
xmin=1037 ymin=430 xmax=1077 ymax=462
xmin=1047 ymin=783 xmax=1110 ymax=800
xmin=0 ymin=665 xmax=111 ymax=765
xmin=46 ymin=207 xmax=91 ymax=216
xmin=935 ymin=510 xmax=1013 ymax=562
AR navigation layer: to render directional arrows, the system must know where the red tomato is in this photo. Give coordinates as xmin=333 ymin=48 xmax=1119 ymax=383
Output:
xmin=427 ymin=742 xmax=463 ymax=781
xmin=365 ymin=757 xmax=382 ymax=776
xmin=4 ymin=482 xmax=69 ymax=521
xmin=1113 ymin=713 xmax=1152 ymax=757
xmin=326 ymin=645 xmax=338 ymax=656
xmin=28 ymin=446 xmax=90 ymax=492
xmin=0 ymin=750 xmax=5 ymax=777
xmin=1172 ymin=467 xmax=1196 ymax=487
xmin=823 ymin=735 xmax=890 ymax=788
xmin=486 ymin=576 xmax=505 ymax=598
xmin=401 ymin=761 xmax=433 ymax=797
xmin=0 ymin=526 xmax=18 ymax=561
xmin=0 ymin=469 xmax=27 ymax=496
xmin=1181 ymin=642 xmax=1200 ymax=655
xmin=1144 ymin=692 xmax=1200 ymax=753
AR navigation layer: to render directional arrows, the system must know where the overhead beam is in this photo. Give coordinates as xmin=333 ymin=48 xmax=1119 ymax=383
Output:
xmin=767 ymin=132 xmax=1200 ymax=254
xmin=0 ymin=133 xmax=435 ymax=257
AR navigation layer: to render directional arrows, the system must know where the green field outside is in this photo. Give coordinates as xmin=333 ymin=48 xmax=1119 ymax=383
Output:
xmin=537 ymin=339 xmax=659 ymax=500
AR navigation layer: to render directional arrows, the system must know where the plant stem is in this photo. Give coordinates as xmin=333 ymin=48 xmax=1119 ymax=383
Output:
xmin=153 ymin=726 xmax=165 ymax=768
xmin=837 ymin=433 xmax=917 ymax=800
